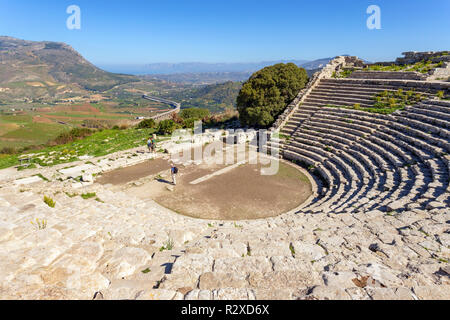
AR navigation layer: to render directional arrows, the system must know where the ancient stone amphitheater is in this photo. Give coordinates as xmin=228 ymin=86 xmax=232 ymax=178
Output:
xmin=0 ymin=52 xmax=449 ymax=300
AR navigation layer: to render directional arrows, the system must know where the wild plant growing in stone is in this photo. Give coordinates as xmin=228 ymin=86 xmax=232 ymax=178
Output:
xmin=159 ymin=238 xmax=174 ymax=252
xmin=289 ymin=244 xmax=296 ymax=257
xmin=81 ymin=192 xmax=96 ymax=200
xmin=31 ymin=218 xmax=47 ymax=230
xmin=43 ymin=196 xmax=55 ymax=208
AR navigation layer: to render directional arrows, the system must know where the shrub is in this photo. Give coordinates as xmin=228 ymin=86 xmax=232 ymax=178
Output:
xmin=137 ymin=118 xmax=156 ymax=129
xmin=0 ymin=147 xmax=16 ymax=155
xmin=51 ymin=128 xmax=93 ymax=145
xmin=182 ymin=118 xmax=197 ymax=129
xmin=21 ymin=144 xmax=44 ymax=152
xmin=388 ymin=98 xmax=397 ymax=107
xmin=157 ymin=120 xmax=178 ymax=135
xmin=179 ymin=108 xmax=210 ymax=120
xmin=237 ymin=63 xmax=308 ymax=128
xmin=340 ymin=69 xmax=354 ymax=78
xmin=81 ymin=119 xmax=109 ymax=129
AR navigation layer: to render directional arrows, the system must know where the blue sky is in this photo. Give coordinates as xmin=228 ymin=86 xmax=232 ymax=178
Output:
xmin=0 ymin=0 xmax=449 ymax=65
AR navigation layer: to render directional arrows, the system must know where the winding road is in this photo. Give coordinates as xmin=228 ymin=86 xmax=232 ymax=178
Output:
xmin=142 ymin=95 xmax=181 ymax=121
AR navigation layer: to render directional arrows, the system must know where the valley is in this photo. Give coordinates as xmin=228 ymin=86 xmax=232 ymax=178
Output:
xmin=0 ymin=37 xmax=242 ymax=149
xmin=0 ymin=36 xmax=328 ymax=157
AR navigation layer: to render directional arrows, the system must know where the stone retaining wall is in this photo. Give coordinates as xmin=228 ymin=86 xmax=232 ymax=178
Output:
xmin=368 ymin=51 xmax=450 ymax=82
xmin=332 ymin=78 xmax=450 ymax=95
xmin=349 ymin=71 xmax=427 ymax=81
xmin=396 ymin=51 xmax=449 ymax=65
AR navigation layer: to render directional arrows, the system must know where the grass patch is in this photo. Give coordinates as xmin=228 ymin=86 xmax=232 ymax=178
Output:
xmin=372 ymin=89 xmax=425 ymax=110
xmin=43 ymin=196 xmax=55 ymax=208
xmin=325 ymin=89 xmax=426 ymax=115
xmin=65 ymin=192 xmax=78 ymax=198
xmin=0 ymin=127 xmax=158 ymax=170
xmin=332 ymin=68 xmax=355 ymax=78
xmin=81 ymin=192 xmax=97 ymax=200
xmin=141 ymin=268 xmax=151 ymax=274
xmin=436 ymin=91 xmax=446 ymax=99
xmin=366 ymin=59 xmax=445 ymax=74
xmin=278 ymin=133 xmax=291 ymax=141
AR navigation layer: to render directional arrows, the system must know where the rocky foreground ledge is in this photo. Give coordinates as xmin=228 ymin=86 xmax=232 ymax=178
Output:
xmin=0 ymin=134 xmax=449 ymax=300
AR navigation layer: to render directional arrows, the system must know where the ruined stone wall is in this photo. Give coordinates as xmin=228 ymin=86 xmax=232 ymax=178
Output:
xmin=428 ymin=64 xmax=450 ymax=82
xmin=369 ymin=51 xmax=450 ymax=82
xmin=338 ymin=78 xmax=450 ymax=95
xmin=349 ymin=71 xmax=427 ymax=81
xmin=396 ymin=51 xmax=450 ymax=65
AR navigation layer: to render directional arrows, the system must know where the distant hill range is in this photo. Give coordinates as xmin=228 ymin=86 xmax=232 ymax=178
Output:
xmin=140 ymin=72 xmax=252 ymax=85
xmin=0 ymin=36 xmax=138 ymax=94
xmin=0 ymin=36 xmax=354 ymax=104
xmin=102 ymin=58 xmax=334 ymax=75
xmin=100 ymin=60 xmax=309 ymax=75
xmin=104 ymin=58 xmax=336 ymax=84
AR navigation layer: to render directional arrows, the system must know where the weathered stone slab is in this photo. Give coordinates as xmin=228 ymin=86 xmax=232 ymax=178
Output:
xmin=14 ymin=176 xmax=43 ymax=185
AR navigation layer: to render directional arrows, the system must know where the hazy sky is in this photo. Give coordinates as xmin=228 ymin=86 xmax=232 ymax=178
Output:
xmin=1 ymin=0 xmax=449 ymax=64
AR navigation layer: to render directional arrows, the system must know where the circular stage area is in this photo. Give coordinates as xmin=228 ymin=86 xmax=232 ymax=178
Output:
xmin=97 ymin=151 xmax=313 ymax=221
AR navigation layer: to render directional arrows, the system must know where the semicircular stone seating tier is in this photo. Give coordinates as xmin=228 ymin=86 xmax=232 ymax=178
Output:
xmin=278 ymin=78 xmax=450 ymax=214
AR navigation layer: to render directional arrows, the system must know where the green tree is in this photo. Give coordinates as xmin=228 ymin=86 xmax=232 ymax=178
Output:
xmin=179 ymin=107 xmax=211 ymax=120
xmin=237 ymin=63 xmax=308 ymax=128
xmin=157 ymin=119 xmax=178 ymax=135
xmin=137 ymin=118 xmax=156 ymax=129
xmin=182 ymin=118 xmax=196 ymax=129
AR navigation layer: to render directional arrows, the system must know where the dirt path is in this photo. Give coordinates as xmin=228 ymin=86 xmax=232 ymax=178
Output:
xmin=96 ymin=158 xmax=170 ymax=185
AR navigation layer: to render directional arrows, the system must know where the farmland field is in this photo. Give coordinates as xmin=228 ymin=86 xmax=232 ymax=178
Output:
xmin=0 ymin=126 xmax=171 ymax=170
xmin=0 ymin=114 xmax=67 ymax=148
xmin=0 ymin=100 xmax=170 ymax=149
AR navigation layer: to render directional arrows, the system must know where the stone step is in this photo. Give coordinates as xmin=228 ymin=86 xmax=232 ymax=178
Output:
xmin=305 ymin=96 xmax=375 ymax=106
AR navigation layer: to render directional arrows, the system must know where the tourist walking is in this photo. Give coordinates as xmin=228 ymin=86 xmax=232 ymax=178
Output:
xmin=151 ymin=134 xmax=157 ymax=153
xmin=171 ymin=163 xmax=179 ymax=186
xmin=147 ymin=136 xmax=153 ymax=153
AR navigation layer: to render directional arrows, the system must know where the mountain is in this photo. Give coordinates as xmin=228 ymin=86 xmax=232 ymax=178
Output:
xmin=141 ymin=72 xmax=253 ymax=85
xmin=0 ymin=36 xmax=139 ymax=95
xmin=101 ymin=59 xmax=335 ymax=85
xmin=299 ymin=57 xmax=334 ymax=70
xmin=101 ymin=60 xmax=310 ymax=75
